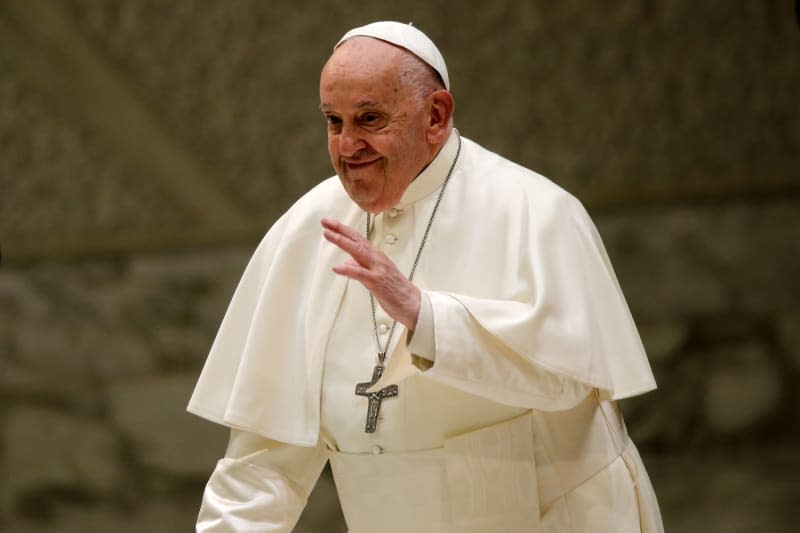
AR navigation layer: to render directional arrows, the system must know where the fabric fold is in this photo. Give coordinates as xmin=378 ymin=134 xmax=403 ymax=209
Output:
xmin=189 ymin=136 xmax=656 ymax=447
xmin=188 ymin=179 xmax=360 ymax=446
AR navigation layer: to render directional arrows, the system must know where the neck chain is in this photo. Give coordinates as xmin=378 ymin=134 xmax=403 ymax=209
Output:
xmin=366 ymin=133 xmax=461 ymax=365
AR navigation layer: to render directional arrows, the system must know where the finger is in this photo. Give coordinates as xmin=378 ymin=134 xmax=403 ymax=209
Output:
xmin=332 ymin=261 xmax=373 ymax=285
xmin=320 ymin=218 xmax=366 ymax=251
xmin=320 ymin=218 xmax=364 ymax=242
xmin=320 ymin=217 xmax=349 ymax=234
xmin=321 ymin=218 xmax=370 ymax=256
xmin=323 ymin=229 xmax=373 ymax=266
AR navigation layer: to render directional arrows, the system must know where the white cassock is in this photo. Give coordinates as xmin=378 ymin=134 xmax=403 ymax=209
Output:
xmin=188 ymin=132 xmax=664 ymax=532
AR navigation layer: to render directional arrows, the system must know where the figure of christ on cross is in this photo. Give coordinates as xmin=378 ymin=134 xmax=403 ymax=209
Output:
xmin=354 ymin=363 xmax=399 ymax=433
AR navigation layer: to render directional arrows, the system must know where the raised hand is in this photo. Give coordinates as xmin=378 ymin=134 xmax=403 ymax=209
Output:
xmin=321 ymin=218 xmax=420 ymax=330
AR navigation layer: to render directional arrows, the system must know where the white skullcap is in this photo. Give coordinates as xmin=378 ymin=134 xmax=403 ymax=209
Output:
xmin=335 ymin=21 xmax=450 ymax=91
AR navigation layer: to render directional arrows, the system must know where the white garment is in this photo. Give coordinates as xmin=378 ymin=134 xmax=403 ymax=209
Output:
xmin=319 ymin=135 xmax=586 ymax=455
xmin=198 ymin=396 xmax=661 ymax=532
xmin=191 ymin=132 xmax=663 ymax=532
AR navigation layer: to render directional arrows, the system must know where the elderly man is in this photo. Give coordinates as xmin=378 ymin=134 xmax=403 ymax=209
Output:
xmin=189 ymin=21 xmax=663 ymax=533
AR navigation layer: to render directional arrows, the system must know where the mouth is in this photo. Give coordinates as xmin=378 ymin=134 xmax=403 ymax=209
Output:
xmin=343 ymin=158 xmax=381 ymax=172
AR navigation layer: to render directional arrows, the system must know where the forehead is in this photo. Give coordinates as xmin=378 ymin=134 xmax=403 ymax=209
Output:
xmin=320 ymin=38 xmax=408 ymax=109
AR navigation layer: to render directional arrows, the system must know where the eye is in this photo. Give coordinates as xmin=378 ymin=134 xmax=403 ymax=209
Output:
xmin=325 ymin=115 xmax=342 ymax=131
xmin=358 ymin=112 xmax=386 ymax=130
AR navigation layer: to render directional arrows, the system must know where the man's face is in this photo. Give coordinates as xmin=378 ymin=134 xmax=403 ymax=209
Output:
xmin=320 ymin=39 xmax=434 ymax=213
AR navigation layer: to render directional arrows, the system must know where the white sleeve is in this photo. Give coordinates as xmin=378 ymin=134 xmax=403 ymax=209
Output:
xmin=419 ymin=291 xmax=593 ymax=411
xmin=406 ymin=290 xmax=436 ymax=362
xmin=399 ymin=196 xmax=655 ymax=408
xmin=197 ymin=429 xmax=328 ymax=533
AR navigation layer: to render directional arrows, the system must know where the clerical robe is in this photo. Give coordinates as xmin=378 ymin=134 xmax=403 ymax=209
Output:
xmin=188 ymin=132 xmax=663 ymax=532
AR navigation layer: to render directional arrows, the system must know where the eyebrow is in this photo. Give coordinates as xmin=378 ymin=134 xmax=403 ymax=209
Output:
xmin=319 ymin=100 xmax=384 ymax=112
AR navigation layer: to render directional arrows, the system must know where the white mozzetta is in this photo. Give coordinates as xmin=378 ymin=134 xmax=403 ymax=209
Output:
xmin=190 ymin=132 xmax=661 ymax=532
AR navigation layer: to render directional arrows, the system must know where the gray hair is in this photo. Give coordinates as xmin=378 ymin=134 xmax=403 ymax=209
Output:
xmin=397 ymin=50 xmax=446 ymax=103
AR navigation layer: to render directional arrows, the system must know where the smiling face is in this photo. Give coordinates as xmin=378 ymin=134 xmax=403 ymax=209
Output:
xmin=320 ymin=38 xmax=440 ymax=213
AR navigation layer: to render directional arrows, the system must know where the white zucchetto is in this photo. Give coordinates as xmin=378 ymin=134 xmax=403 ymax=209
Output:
xmin=335 ymin=21 xmax=450 ymax=91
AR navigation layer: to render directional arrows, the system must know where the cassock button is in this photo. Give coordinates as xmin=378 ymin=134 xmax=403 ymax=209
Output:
xmin=384 ymin=233 xmax=397 ymax=244
xmin=378 ymin=323 xmax=389 ymax=335
xmin=371 ymin=445 xmax=384 ymax=455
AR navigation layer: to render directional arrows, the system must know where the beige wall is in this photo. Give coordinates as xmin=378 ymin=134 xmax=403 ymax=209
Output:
xmin=1 ymin=1 xmax=798 ymax=531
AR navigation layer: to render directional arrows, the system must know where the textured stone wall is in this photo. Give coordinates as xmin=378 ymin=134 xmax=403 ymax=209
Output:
xmin=1 ymin=0 xmax=798 ymax=532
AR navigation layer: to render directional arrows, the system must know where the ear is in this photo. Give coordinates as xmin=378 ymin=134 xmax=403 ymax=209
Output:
xmin=426 ymin=90 xmax=455 ymax=144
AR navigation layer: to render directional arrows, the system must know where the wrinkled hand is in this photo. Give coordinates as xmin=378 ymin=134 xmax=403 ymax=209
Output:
xmin=321 ymin=218 xmax=420 ymax=331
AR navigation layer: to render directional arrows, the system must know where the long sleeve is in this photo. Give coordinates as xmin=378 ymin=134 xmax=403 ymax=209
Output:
xmin=404 ymin=291 xmax=591 ymax=413
xmin=373 ymin=187 xmax=654 ymax=410
xmin=420 ymin=291 xmax=593 ymax=411
xmin=197 ymin=430 xmax=328 ymax=533
xmin=406 ymin=290 xmax=436 ymax=362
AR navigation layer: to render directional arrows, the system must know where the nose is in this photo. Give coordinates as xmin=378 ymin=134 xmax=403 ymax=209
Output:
xmin=337 ymin=123 xmax=366 ymax=158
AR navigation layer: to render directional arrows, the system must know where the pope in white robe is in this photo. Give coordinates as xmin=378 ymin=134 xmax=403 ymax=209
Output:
xmin=188 ymin=21 xmax=664 ymax=533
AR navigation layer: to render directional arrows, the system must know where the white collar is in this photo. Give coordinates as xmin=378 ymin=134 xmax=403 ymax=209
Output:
xmin=394 ymin=131 xmax=459 ymax=210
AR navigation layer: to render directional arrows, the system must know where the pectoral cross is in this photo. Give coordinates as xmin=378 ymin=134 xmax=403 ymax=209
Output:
xmin=354 ymin=363 xmax=398 ymax=433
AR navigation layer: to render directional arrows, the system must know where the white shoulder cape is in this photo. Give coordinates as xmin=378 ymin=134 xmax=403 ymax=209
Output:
xmin=188 ymin=137 xmax=656 ymax=447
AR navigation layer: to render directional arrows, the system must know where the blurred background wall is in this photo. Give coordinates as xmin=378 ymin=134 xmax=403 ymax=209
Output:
xmin=1 ymin=1 xmax=798 ymax=531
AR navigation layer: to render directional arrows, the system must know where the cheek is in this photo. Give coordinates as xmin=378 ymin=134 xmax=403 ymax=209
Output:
xmin=327 ymin=137 xmax=340 ymax=162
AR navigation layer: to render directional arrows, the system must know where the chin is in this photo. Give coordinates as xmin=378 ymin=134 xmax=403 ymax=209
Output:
xmin=342 ymin=183 xmax=381 ymax=212
xmin=350 ymin=196 xmax=383 ymax=213
xmin=349 ymin=192 xmax=394 ymax=213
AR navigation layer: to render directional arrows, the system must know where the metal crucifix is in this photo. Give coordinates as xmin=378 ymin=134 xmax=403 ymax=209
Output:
xmin=354 ymin=363 xmax=398 ymax=433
